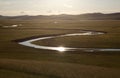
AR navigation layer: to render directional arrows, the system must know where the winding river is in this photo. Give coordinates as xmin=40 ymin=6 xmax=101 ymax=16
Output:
xmin=18 ymin=31 xmax=120 ymax=52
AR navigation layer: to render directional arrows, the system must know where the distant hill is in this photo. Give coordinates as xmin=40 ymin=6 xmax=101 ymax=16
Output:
xmin=78 ymin=13 xmax=120 ymax=20
xmin=0 ymin=12 xmax=120 ymax=20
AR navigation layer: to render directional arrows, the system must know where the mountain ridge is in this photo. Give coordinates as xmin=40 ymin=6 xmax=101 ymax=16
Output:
xmin=0 ymin=12 xmax=120 ymax=20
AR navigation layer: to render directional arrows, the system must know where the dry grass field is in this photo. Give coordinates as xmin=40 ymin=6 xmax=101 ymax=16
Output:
xmin=0 ymin=20 xmax=120 ymax=78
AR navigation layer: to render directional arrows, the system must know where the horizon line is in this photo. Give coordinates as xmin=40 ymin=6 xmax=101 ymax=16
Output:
xmin=0 ymin=12 xmax=120 ymax=17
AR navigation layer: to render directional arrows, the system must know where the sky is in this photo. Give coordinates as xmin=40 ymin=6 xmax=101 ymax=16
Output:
xmin=0 ymin=0 xmax=120 ymax=16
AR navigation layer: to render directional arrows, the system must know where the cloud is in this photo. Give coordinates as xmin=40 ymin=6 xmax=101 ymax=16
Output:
xmin=64 ymin=4 xmax=73 ymax=8
xmin=0 ymin=1 xmax=14 ymax=6
xmin=47 ymin=10 xmax=52 ymax=13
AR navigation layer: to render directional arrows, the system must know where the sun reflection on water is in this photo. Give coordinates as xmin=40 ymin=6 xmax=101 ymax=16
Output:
xmin=55 ymin=47 xmax=66 ymax=52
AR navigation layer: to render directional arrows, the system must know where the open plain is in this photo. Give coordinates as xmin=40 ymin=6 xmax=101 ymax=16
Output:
xmin=0 ymin=19 xmax=120 ymax=78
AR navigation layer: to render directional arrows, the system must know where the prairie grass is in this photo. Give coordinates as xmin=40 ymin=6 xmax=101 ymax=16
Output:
xmin=0 ymin=20 xmax=120 ymax=78
xmin=0 ymin=59 xmax=120 ymax=78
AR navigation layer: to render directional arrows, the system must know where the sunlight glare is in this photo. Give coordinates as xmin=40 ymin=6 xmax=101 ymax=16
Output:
xmin=56 ymin=47 xmax=66 ymax=52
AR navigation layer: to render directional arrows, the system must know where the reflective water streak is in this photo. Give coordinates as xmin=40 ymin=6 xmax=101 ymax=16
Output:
xmin=2 ymin=25 xmax=18 ymax=28
xmin=2 ymin=24 xmax=22 ymax=28
xmin=19 ymin=32 xmax=120 ymax=52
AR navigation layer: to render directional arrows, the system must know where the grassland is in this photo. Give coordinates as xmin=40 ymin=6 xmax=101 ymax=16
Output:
xmin=0 ymin=20 xmax=120 ymax=78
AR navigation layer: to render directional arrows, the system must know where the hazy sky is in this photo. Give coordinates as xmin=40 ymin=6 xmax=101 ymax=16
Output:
xmin=0 ymin=0 xmax=120 ymax=16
